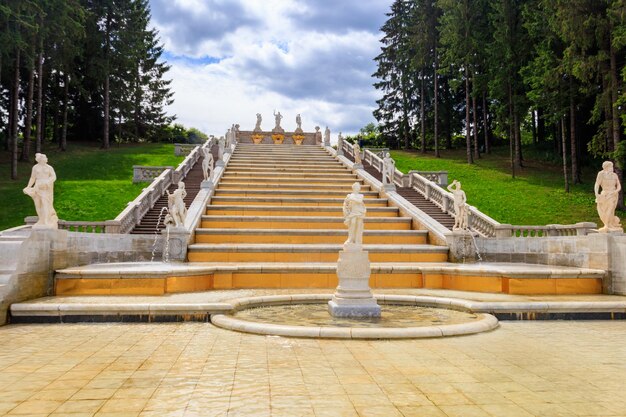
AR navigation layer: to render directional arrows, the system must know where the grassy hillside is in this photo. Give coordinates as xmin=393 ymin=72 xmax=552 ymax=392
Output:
xmin=391 ymin=147 xmax=620 ymax=226
xmin=0 ymin=143 xmax=183 ymax=231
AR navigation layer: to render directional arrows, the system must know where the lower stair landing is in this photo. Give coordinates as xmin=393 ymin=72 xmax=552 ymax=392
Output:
xmin=49 ymin=261 xmax=605 ymax=296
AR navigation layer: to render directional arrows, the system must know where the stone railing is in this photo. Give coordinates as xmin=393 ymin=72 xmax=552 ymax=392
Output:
xmin=24 ymin=217 xmax=110 ymax=233
xmin=408 ymin=170 xmax=447 ymax=187
xmin=494 ymin=222 xmax=597 ymax=238
xmin=174 ymin=144 xmax=202 ymax=182
xmin=133 ymin=166 xmax=174 ymax=183
xmin=174 ymin=143 xmax=197 ymax=156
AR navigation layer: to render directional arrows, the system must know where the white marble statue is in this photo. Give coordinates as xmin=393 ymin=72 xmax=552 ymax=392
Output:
xmin=233 ymin=124 xmax=240 ymax=142
xmin=202 ymin=147 xmax=214 ymax=181
xmin=447 ymin=180 xmax=469 ymax=231
xmin=353 ymin=143 xmax=362 ymax=164
xmin=166 ymin=182 xmax=187 ymax=228
xmin=225 ymin=128 xmax=232 ymax=147
xmin=254 ymin=113 xmax=262 ymax=131
xmin=382 ymin=152 xmax=395 ymax=185
xmin=324 ymin=126 xmax=330 ymax=145
xmin=296 ymin=114 xmax=302 ymax=130
xmin=337 ymin=132 xmax=344 ymax=150
xmin=594 ymin=161 xmax=623 ymax=232
xmin=343 ymin=182 xmax=367 ymax=246
xmin=23 ymin=153 xmax=58 ymax=229
xmin=273 ymin=110 xmax=283 ymax=130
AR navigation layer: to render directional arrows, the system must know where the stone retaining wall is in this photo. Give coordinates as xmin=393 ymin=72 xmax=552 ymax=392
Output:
xmin=475 ymin=233 xmax=626 ymax=294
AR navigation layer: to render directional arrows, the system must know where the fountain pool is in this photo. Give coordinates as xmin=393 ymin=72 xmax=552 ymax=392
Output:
xmin=211 ymin=294 xmax=499 ymax=339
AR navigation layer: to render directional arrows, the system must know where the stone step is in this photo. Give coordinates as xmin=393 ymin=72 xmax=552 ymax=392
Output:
xmin=210 ymin=196 xmax=389 ymax=207
xmin=217 ymin=183 xmax=373 ymax=191
xmin=229 ymin=156 xmax=336 ymax=163
xmin=213 ymin=189 xmax=380 ymax=198
xmin=187 ymin=243 xmax=449 ymax=263
xmin=204 ymin=205 xmax=399 ymax=218
xmin=221 ymin=172 xmax=357 ymax=179
xmin=227 ymin=162 xmax=341 ymax=168
xmin=225 ymin=166 xmax=350 ymax=174
xmin=200 ymin=215 xmax=412 ymax=230
xmin=194 ymin=228 xmax=427 ymax=244
xmin=218 ymin=177 xmax=364 ymax=185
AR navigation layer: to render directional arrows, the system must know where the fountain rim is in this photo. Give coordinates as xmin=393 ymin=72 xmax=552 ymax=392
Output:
xmin=210 ymin=294 xmax=499 ymax=339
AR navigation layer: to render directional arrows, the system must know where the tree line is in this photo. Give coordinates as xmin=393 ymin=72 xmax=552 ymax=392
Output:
xmin=373 ymin=0 xmax=626 ymax=193
xmin=0 ymin=0 xmax=174 ymax=179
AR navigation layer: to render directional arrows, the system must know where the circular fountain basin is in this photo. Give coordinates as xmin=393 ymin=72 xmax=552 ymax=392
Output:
xmin=211 ymin=294 xmax=499 ymax=339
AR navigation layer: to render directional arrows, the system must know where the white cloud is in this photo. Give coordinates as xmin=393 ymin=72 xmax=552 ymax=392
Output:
xmin=149 ymin=0 xmax=393 ymax=136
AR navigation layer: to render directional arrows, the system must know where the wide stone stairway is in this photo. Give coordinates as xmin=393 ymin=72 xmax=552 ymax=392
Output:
xmin=187 ymin=143 xmax=449 ymax=288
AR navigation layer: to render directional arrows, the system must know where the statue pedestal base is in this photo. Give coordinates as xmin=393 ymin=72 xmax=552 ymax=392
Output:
xmin=328 ymin=245 xmax=381 ymax=318
xmin=353 ymin=163 xmax=363 ymax=170
xmin=216 ymin=160 xmax=225 ymax=167
xmin=201 ymin=180 xmax=214 ymax=190
xmin=383 ymin=184 xmax=396 ymax=192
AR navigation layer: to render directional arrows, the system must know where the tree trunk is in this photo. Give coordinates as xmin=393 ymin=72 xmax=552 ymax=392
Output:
xmin=35 ymin=38 xmax=44 ymax=154
xmin=420 ymin=71 xmax=425 ymax=153
xmin=102 ymin=11 xmax=111 ymax=149
xmin=60 ymin=73 xmax=69 ymax=151
xmin=531 ymin=109 xmax=537 ymax=145
xmin=569 ymin=90 xmax=579 ymax=184
xmin=21 ymin=60 xmax=35 ymax=162
xmin=513 ymin=98 xmax=522 ymax=168
xmin=472 ymin=84 xmax=479 ymax=159
xmin=610 ymin=37 xmax=623 ymax=209
xmin=537 ymin=107 xmax=545 ymax=143
xmin=464 ymin=67 xmax=472 ymax=164
xmin=482 ymin=91 xmax=490 ymax=154
xmin=434 ymin=48 xmax=439 ymax=158
xmin=11 ymin=49 xmax=20 ymax=180
xmin=508 ymin=81 xmax=515 ymax=179
xmin=561 ymin=116 xmax=569 ymax=193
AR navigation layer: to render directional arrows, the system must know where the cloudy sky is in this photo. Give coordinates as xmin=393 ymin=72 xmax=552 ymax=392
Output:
xmin=148 ymin=0 xmax=393 ymax=137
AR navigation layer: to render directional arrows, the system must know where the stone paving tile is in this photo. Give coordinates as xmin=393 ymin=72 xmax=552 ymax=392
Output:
xmin=0 ymin=322 xmax=625 ymax=417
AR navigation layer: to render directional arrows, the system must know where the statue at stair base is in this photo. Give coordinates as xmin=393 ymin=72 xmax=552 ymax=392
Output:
xmin=447 ymin=180 xmax=469 ymax=231
xmin=23 ymin=153 xmax=59 ymax=230
xmin=595 ymin=161 xmax=623 ymax=233
xmin=329 ymin=182 xmax=381 ymax=318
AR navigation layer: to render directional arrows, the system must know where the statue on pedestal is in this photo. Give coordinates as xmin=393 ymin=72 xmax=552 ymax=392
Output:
xmin=201 ymin=147 xmax=214 ymax=181
xmin=324 ymin=126 xmax=331 ymax=146
xmin=295 ymin=114 xmax=302 ymax=131
xmin=343 ymin=182 xmax=367 ymax=246
xmin=166 ymin=182 xmax=187 ymax=228
xmin=23 ymin=153 xmax=58 ymax=229
xmin=382 ymin=152 xmax=395 ymax=185
xmin=329 ymin=181 xmax=380 ymax=318
xmin=273 ymin=110 xmax=283 ymax=131
xmin=254 ymin=114 xmax=262 ymax=132
xmin=594 ymin=161 xmax=623 ymax=232
xmin=447 ymin=180 xmax=469 ymax=231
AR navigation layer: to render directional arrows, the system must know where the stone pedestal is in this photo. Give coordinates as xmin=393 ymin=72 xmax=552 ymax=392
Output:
xmin=200 ymin=180 xmax=214 ymax=190
xmin=445 ymin=230 xmax=477 ymax=263
xmin=216 ymin=160 xmax=225 ymax=168
xmin=383 ymin=184 xmax=396 ymax=192
xmin=162 ymin=227 xmax=190 ymax=262
xmin=353 ymin=163 xmax=364 ymax=170
xmin=328 ymin=245 xmax=381 ymax=318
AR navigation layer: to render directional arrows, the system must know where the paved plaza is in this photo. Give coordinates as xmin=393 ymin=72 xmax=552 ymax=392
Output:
xmin=0 ymin=321 xmax=625 ymax=417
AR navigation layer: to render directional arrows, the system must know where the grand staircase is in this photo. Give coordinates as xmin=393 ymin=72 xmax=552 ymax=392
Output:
xmin=187 ymin=143 xmax=449 ymax=288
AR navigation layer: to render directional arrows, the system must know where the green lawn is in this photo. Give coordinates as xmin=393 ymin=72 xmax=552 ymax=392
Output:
xmin=391 ymin=146 xmax=620 ymax=226
xmin=0 ymin=143 xmax=183 ymax=231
